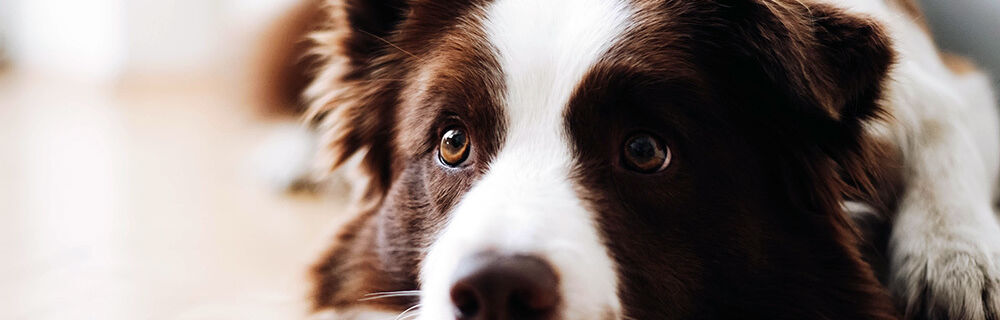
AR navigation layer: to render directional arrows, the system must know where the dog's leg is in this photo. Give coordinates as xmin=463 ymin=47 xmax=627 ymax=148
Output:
xmin=888 ymin=65 xmax=1000 ymax=320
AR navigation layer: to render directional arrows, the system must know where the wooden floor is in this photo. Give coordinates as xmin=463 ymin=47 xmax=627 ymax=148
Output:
xmin=0 ymin=73 xmax=351 ymax=319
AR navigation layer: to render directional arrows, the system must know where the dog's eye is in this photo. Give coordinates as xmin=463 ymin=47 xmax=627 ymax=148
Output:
xmin=439 ymin=127 xmax=470 ymax=167
xmin=623 ymin=133 xmax=671 ymax=173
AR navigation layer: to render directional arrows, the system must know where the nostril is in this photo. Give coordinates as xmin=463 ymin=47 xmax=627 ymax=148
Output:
xmin=450 ymin=283 xmax=480 ymax=318
xmin=449 ymin=253 xmax=560 ymax=319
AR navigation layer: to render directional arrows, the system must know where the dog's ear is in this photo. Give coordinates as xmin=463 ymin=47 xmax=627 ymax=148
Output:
xmin=803 ymin=5 xmax=895 ymax=123
xmin=716 ymin=0 xmax=896 ymax=198
xmin=305 ymin=0 xmax=411 ymax=201
xmin=326 ymin=0 xmax=409 ymax=70
xmin=716 ymin=4 xmax=900 ymax=317
xmin=723 ymin=0 xmax=894 ymax=126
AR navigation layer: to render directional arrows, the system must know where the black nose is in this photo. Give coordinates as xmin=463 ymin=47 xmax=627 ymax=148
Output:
xmin=449 ymin=253 xmax=560 ymax=320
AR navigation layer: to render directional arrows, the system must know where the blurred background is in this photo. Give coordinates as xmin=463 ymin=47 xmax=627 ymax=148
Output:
xmin=0 ymin=0 xmax=351 ymax=319
xmin=0 ymin=0 xmax=997 ymax=319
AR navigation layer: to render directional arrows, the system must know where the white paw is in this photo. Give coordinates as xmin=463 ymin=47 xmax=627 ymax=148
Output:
xmin=890 ymin=231 xmax=1000 ymax=320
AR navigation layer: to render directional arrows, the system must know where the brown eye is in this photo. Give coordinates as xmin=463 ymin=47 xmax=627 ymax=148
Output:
xmin=623 ymin=133 xmax=671 ymax=173
xmin=439 ymin=127 xmax=470 ymax=167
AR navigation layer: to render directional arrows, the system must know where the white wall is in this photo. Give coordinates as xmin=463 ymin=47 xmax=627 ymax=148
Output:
xmin=122 ymin=0 xmax=224 ymax=76
xmin=1 ymin=0 xmax=11 ymax=64
xmin=7 ymin=0 xmax=126 ymax=81
xmin=4 ymin=0 xmax=993 ymax=86
xmin=3 ymin=0 xmax=302 ymax=80
xmin=920 ymin=0 xmax=1000 ymax=87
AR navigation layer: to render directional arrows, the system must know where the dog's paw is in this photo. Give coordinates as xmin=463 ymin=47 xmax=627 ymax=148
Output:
xmin=890 ymin=233 xmax=1000 ymax=320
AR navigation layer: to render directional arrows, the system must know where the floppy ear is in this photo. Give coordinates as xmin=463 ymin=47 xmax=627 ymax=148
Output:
xmin=804 ymin=4 xmax=895 ymax=123
xmin=305 ymin=0 xmax=411 ymax=201
xmin=723 ymin=0 xmax=894 ymax=126
xmin=303 ymin=2 xmax=419 ymax=313
xmin=720 ymin=4 xmax=900 ymax=317
xmin=715 ymin=0 xmax=897 ymax=202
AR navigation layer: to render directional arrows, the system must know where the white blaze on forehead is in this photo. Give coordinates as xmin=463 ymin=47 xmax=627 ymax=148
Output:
xmin=418 ymin=0 xmax=632 ymax=319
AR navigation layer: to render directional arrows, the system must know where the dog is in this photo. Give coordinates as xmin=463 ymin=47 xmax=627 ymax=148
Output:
xmin=270 ymin=0 xmax=1000 ymax=318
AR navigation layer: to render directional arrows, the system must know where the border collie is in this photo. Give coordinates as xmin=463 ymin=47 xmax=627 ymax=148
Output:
xmin=275 ymin=0 xmax=1000 ymax=318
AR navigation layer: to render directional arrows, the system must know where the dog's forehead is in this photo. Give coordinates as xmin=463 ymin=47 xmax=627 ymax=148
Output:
xmin=481 ymin=0 xmax=632 ymax=129
xmin=398 ymin=0 xmax=642 ymax=156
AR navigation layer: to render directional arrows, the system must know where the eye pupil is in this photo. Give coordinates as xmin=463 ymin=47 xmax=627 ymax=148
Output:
xmin=440 ymin=128 xmax=470 ymax=166
xmin=444 ymin=130 xmax=466 ymax=149
xmin=628 ymin=138 xmax=656 ymax=158
xmin=623 ymin=133 xmax=670 ymax=173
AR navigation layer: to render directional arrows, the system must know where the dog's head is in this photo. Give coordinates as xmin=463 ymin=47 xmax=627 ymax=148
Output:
xmin=307 ymin=0 xmax=897 ymax=319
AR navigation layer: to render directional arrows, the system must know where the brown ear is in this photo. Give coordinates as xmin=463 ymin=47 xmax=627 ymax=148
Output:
xmin=719 ymin=4 xmax=900 ymax=317
xmin=728 ymin=0 xmax=894 ymax=125
xmin=712 ymin=1 xmax=897 ymax=200
xmin=728 ymin=0 xmax=898 ymax=202
xmin=807 ymin=5 xmax=895 ymax=122
xmin=305 ymin=0 xmax=411 ymax=200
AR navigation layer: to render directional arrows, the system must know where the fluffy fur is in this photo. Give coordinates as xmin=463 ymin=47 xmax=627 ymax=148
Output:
xmin=834 ymin=0 xmax=1000 ymax=318
xmin=267 ymin=0 xmax=1000 ymax=319
xmin=417 ymin=1 xmax=631 ymax=318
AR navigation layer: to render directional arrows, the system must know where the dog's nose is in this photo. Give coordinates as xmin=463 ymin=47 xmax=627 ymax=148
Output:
xmin=449 ymin=253 xmax=560 ymax=320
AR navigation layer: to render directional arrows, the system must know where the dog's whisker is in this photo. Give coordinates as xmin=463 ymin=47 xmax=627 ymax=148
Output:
xmin=362 ymin=290 xmax=420 ymax=296
xmin=399 ymin=312 xmax=421 ymax=320
xmin=357 ymin=290 xmax=421 ymax=302
xmin=398 ymin=309 xmax=421 ymax=320
xmin=357 ymin=293 xmax=419 ymax=301
xmin=393 ymin=304 xmax=422 ymax=320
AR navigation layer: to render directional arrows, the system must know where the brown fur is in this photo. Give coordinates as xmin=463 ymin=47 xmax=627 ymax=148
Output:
xmin=306 ymin=0 xmax=496 ymax=312
xmin=565 ymin=1 xmax=899 ymax=317
xmin=848 ymin=139 xmax=907 ymax=287
xmin=296 ymin=0 xmax=905 ymax=318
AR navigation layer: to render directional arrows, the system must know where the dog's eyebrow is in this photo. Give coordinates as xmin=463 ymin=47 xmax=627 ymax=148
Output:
xmin=573 ymin=67 xmax=706 ymax=112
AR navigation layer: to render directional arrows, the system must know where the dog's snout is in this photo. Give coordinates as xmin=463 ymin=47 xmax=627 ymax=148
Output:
xmin=449 ymin=253 xmax=560 ymax=320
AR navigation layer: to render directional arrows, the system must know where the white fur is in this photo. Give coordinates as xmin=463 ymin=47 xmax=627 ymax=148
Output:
xmin=830 ymin=0 xmax=1000 ymax=317
xmin=416 ymin=0 xmax=632 ymax=319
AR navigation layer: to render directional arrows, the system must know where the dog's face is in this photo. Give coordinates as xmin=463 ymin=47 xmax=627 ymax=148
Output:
xmin=308 ymin=0 xmax=898 ymax=319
